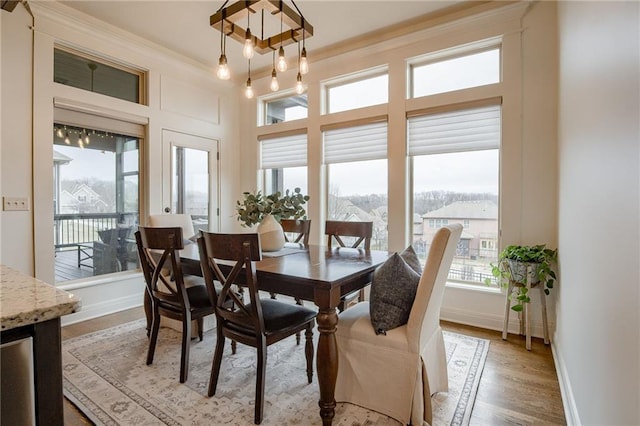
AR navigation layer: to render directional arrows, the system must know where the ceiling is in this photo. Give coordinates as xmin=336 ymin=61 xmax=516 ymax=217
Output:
xmin=57 ymin=1 xmax=465 ymax=77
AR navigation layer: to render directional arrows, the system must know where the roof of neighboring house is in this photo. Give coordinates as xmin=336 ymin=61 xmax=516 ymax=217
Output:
xmin=422 ymin=200 xmax=498 ymax=220
xmin=53 ymin=149 xmax=73 ymax=164
xmin=72 ymin=183 xmax=101 ymax=199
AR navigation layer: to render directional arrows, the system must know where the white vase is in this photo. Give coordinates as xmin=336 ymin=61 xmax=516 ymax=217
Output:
xmin=257 ymin=214 xmax=285 ymax=252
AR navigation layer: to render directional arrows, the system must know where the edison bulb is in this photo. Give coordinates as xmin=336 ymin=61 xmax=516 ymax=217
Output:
xmin=277 ymin=46 xmax=287 ymax=72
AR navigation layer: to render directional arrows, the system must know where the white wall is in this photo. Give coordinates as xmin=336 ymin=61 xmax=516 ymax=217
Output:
xmin=1 ymin=2 xmax=242 ymax=322
xmin=556 ymin=2 xmax=640 ymax=424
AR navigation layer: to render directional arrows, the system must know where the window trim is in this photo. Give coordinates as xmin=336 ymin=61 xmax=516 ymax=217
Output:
xmin=54 ymin=44 xmax=147 ymax=106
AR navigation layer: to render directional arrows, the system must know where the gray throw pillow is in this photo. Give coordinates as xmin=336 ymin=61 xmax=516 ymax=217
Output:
xmin=369 ymin=251 xmax=421 ymax=335
xmin=400 ymin=245 xmax=422 ymax=275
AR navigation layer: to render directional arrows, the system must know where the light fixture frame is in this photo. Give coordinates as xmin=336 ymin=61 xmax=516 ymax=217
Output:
xmin=210 ymin=0 xmax=313 ymax=55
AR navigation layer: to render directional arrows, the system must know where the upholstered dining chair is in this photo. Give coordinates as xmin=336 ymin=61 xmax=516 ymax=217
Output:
xmin=197 ymin=232 xmax=316 ymax=425
xmin=135 ymin=226 xmax=216 ymax=383
xmin=148 ymin=213 xmax=196 ymax=240
xmin=334 ymin=224 xmax=463 ymax=426
xmin=325 ymin=220 xmax=373 ymax=310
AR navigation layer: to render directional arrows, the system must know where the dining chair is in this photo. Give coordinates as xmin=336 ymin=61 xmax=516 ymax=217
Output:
xmin=280 ymin=218 xmax=311 ymax=248
xmin=197 ymin=231 xmax=316 ymax=425
xmin=135 ymin=226 xmax=216 ymax=383
xmin=145 ymin=214 xmax=200 ymax=337
xmin=325 ymin=220 xmax=373 ymax=311
xmin=271 ymin=218 xmax=311 ymax=313
xmin=334 ymin=224 xmax=463 ymax=426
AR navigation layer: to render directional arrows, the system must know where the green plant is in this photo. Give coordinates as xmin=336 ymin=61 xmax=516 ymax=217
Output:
xmin=235 ymin=188 xmax=310 ymax=228
xmin=485 ymin=244 xmax=558 ymax=312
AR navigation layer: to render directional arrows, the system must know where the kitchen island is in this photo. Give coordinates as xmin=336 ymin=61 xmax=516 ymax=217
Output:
xmin=1 ymin=264 xmax=81 ymax=426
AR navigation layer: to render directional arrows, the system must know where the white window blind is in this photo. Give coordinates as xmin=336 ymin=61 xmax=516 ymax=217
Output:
xmin=323 ymin=121 xmax=387 ymax=164
xmin=407 ymin=105 xmax=500 ymax=156
xmin=260 ymin=133 xmax=307 ymax=169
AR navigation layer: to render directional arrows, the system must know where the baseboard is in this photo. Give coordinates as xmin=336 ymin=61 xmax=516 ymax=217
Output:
xmin=61 ymin=293 xmax=143 ymax=326
xmin=440 ymin=306 xmax=553 ymax=339
xmin=551 ymin=339 xmax=581 ymax=425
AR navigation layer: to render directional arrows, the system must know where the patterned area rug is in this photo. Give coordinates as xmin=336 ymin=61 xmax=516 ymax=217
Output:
xmin=62 ymin=319 xmax=488 ymax=426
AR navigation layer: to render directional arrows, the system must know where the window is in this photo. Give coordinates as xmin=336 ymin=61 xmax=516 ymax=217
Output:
xmin=54 ymin=47 xmax=145 ymax=104
xmin=409 ymin=103 xmax=500 ymax=285
xmin=324 ymin=69 xmax=388 ymax=114
xmin=260 ymin=132 xmax=308 ymax=196
xmin=261 ymin=93 xmax=308 ymax=125
xmin=410 ymin=44 xmax=500 ymax=98
xmin=53 ymin=113 xmax=142 ymax=283
xmin=323 ymin=120 xmax=388 ymax=250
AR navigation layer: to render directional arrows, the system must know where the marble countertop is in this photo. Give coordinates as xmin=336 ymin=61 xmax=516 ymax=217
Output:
xmin=1 ymin=265 xmax=81 ymax=332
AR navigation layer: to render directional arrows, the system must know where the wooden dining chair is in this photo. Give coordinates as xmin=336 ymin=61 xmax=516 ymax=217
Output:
xmin=271 ymin=219 xmax=311 ymax=314
xmin=135 ymin=226 xmax=215 ymax=383
xmin=325 ymin=220 xmax=373 ymax=310
xmin=198 ymin=232 xmax=316 ymax=425
xmin=280 ymin=218 xmax=311 ymax=248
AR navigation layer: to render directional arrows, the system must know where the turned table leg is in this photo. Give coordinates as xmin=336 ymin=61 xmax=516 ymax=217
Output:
xmin=316 ymin=307 xmax=339 ymax=426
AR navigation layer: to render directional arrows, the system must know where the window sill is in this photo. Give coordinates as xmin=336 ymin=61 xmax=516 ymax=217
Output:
xmin=445 ymin=280 xmax=503 ymax=294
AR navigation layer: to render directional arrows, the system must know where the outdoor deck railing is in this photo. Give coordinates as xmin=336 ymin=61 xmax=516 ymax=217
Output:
xmin=54 ymin=213 xmax=138 ymax=250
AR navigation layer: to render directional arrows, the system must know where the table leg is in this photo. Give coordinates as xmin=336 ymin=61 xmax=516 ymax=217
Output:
xmin=316 ymin=307 xmax=339 ymax=426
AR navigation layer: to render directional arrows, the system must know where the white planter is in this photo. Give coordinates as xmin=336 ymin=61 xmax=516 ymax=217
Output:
xmin=507 ymin=259 xmax=541 ymax=284
xmin=257 ymin=214 xmax=285 ymax=252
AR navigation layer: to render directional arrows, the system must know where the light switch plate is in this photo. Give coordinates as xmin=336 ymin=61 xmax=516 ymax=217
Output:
xmin=3 ymin=197 xmax=29 ymax=211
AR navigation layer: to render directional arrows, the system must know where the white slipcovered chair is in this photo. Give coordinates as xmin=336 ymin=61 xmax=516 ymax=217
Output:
xmin=335 ymin=224 xmax=463 ymax=426
xmin=148 ymin=213 xmax=196 ymax=240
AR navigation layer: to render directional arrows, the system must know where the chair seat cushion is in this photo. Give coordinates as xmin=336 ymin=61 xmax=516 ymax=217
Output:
xmin=337 ymin=302 xmax=410 ymax=351
xmin=369 ymin=250 xmax=421 ymax=335
xmin=246 ymin=299 xmax=316 ymax=335
xmin=185 ymin=284 xmax=214 ymax=310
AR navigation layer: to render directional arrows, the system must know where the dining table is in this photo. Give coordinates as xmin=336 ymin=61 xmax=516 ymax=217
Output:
xmin=171 ymin=242 xmax=390 ymax=426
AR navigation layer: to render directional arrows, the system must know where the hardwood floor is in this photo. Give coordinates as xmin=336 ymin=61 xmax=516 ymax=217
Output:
xmin=62 ymin=308 xmax=566 ymax=425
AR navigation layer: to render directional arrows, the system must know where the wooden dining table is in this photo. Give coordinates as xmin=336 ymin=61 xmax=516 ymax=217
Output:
xmin=174 ymin=243 xmax=390 ymax=425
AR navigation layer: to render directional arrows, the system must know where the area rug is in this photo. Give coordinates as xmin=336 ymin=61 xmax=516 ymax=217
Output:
xmin=62 ymin=319 xmax=488 ymax=426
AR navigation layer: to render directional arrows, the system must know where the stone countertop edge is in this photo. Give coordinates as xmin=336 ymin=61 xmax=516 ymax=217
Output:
xmin=0 ymin=264 xmax=82 ymax=332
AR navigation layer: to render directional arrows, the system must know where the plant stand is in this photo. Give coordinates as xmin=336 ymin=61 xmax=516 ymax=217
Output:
xmin=502 ymin=265 xmax=550 ymax=350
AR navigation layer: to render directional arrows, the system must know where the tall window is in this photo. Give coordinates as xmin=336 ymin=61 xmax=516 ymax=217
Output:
xmin=261 ymin=132 xmax=308 ymax=196
xmin=409 ymin=104 xmax=500 ymax=285
xmin=53 ymin=121 xmax=141 ymax=283
xmin=323 ymin=120 xmax=388 ymax=250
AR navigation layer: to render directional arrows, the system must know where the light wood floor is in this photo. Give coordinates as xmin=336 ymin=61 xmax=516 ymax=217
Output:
xmin=62 ymin=308 xmax=566 ymax=425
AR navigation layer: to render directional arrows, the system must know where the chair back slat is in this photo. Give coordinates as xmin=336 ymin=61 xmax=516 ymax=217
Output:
xmin=281 ymin=219 xmax=311 ymax=247
xmin=135 ymin=226 xmax=188 ymax=306
xmin=198 ymin=232 xmax=265 ymax=333
xmin=325 ymin=220 xmax=372 ymax=250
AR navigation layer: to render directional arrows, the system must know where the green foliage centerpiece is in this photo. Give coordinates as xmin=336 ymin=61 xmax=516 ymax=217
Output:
xmin=486 ymin=244 xmax=558 ymax=312
xmin=236 ymin=188 xmax=310 ymax=227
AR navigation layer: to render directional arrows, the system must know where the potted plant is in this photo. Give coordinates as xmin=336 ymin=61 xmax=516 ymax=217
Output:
xmin=235 ymin=188 xmax=310 ymax=251
xmin=485 ymin=244 xmax=558 ymax=312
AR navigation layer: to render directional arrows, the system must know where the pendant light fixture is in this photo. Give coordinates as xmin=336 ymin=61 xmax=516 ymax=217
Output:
xmin=245 ymin=59 xmax=254 ymax=99
xmin=242 ymin=8 xmax=254 ymax=59
xmin=276 ymin=4 xmax=287 ymax=73
xmin=299 ymin=20 xmax=308 ymax=75
xmin=216 ymin=11 xmax=230 ymax=80
xmin=270 ymin=50 xmax=279 ymax=92
xmin=210 ymin=0 xmax=313 ymax=93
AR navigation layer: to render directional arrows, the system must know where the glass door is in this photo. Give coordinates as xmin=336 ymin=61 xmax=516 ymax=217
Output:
xmin=162 ymin=130 xmax=219 ymax=233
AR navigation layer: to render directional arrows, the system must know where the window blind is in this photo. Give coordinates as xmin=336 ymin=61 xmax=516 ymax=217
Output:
xmin=407 ymin=105 xmax=500 ymax=156
xmin=323 ymin=121 xmax=387 ymax=164
xmin=260 ymin=133 xmax=307 ymax=169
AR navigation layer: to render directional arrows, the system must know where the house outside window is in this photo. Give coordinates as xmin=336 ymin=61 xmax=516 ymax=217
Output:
xmin=408 ymin=40 xmax=502 ymax=285
xmin=53 ymin=120 xmax=141 ymax=283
